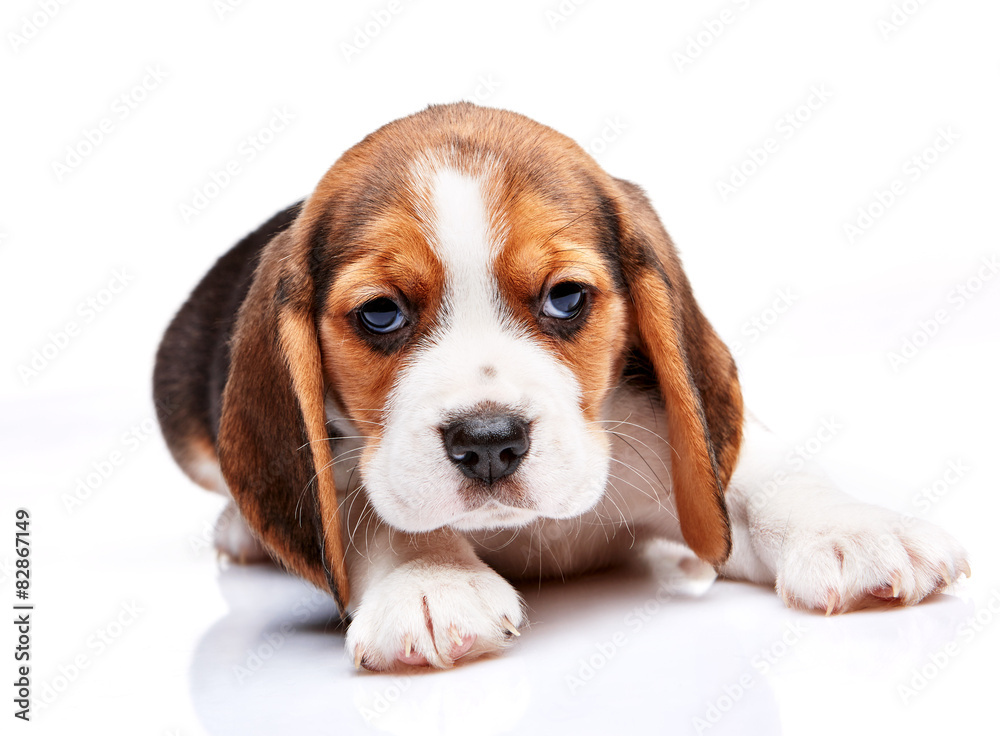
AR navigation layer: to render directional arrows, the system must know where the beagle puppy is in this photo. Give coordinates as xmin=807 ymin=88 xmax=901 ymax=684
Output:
xmin=154 ymin=102 xmax=969 ymax=671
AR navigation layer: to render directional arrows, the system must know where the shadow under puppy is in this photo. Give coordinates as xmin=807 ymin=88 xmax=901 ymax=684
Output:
xmin=154 ymin=102 xmax=969 ymax=671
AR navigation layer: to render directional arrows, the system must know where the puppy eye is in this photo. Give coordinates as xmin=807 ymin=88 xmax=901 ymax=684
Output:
xmin=542 ymin=282 xmax=585 ymax=320
xmin=358 ymin=297 xmax=406 ymax=334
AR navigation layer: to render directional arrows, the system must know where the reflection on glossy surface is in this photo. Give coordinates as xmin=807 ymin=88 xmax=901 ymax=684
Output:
xmin=8 ymin=248 xmax=994 ymax=736
xmin=186 ymin=544 xmax=973 ymax=736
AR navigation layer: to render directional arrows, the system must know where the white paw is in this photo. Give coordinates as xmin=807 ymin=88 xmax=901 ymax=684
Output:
xmin=213 ymin=502 xmax=271 ymax=564
xmin=775 ymin=504 xmax=969 ymax=614
xmin=346 ymin=559 xmax=524 ymax=671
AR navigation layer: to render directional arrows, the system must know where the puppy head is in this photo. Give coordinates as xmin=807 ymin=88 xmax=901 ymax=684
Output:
xmin=218 ymin=103 xmax=743 ymax=607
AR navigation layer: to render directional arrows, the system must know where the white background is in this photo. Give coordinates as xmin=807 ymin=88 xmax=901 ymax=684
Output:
xmin=2 ymin=0 xmax=998 ymax=734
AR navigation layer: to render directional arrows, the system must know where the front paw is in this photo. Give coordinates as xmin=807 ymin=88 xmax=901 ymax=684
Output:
xmin=345 ymin=559 xmax=524 ymax=672
xmin=775 ymin=504 xmax=969 ymax=614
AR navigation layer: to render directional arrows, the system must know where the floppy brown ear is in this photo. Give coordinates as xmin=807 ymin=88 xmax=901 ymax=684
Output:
xmin=611 ymin=178 xmax=744 ymax=567
xmin=217 ymin=228 xmax=350 ymax=609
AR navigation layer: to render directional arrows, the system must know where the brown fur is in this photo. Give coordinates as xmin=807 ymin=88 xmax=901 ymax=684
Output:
xmin=214 ymin=230 xmax=349 ymax=604
xmin=606 ymin=179 xmax=743 ymax=565
xmin=153 ymin=102 xmax=744 ymax=609
xmin=317 ymin=215 xmax=445 ymax=441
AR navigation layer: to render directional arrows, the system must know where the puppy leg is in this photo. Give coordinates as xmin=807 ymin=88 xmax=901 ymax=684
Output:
xmin=718 ymin=415 xmax=969 ymax=613
xmin=184 ymin=448 xmax=271 ymax=565
xmin=343 ymin=514 xmax=524 ymax=671
xmin=213 ymin=500 xmax=270 ymax=565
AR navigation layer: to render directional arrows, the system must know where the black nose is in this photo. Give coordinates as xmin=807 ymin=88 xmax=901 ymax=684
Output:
xmin=441 ymin=415 xmax=530 ymax=484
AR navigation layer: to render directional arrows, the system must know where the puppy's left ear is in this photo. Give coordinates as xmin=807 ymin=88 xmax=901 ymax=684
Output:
xmin=218 ymin=226 xmax=350 ymax=608
xmin=610 ymin=178 xmax=744 ymax=567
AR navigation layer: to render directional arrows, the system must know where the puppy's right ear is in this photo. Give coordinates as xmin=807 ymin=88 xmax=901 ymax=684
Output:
xmin=609 ymin=178 xmax=744 ymax=568
xmin=217 ymin=227 xmax=350 ymax=609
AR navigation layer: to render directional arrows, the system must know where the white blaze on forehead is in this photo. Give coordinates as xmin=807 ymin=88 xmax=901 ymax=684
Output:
xmin=425 ymin=166 xmax=505 ymax=329
xmin=363 ymin=161 xmax=607 ymax=532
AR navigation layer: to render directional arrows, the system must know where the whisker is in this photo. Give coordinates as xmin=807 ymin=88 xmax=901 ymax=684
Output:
xmin=605 ymin=463 xmax=663 ymax=503
xmin=602 ymin=482 xmax=638 ymax=549
xmin=300 ymin=435 xmax=370 ymax=449
xmin=606 ymin=431 xmax=672 ymax=494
